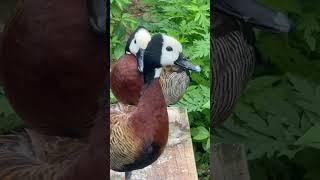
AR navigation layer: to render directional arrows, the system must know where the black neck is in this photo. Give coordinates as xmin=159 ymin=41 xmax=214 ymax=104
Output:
xmin=143 ymin=68 xmax=156 ymax=86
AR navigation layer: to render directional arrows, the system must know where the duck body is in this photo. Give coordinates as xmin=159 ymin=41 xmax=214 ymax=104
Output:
xmin=111 ymin=54 xmax=144 ymax=105
xmin=0 ymin=130 xmax=87 ymax=180
xmin=111 ymin=78 xmax=168 ymax=171
xmin=0 ymin=96 xmax=107 ymax=180
xmin=112 ymin=59 xmax=190 ymax=106
xmin=211 ymin=10 xmax=256 ymax=127
xmin=0 ymin=0 xmax=105 ymax=137
xmin=110 ymin=34 xmax=201 ymax=175
xmin=211 ymin=1 xmax=293 ymax=127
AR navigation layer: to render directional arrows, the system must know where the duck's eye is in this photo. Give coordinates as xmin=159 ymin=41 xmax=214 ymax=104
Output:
xmin=166 ymin=46 xmax=173 ymax=51
xmin=134 ymin=39 xmax=137 ymax=44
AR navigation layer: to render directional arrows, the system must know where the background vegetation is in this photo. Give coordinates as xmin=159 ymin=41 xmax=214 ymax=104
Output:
xmin=0 ymin=0 xmax=25 ymax=135
xmin=0 ymin=87 xmax=24 ymax=134
xmin=215 ymin=0 xmax=320 ymax=179
xmin=110 ymin=0 xmax=210 ymax=178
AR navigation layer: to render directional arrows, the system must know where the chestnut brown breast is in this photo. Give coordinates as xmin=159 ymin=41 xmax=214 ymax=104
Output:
xmin=0 ymin=0 xmax=105 ymax=137
xmin=111 ymin=54 xmax=143 ymax=105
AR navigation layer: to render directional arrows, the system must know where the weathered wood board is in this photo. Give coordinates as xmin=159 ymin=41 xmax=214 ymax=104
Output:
xmin=211 ymin=143 xmax=251 ymax=180
xmin=110 ymin=106 xmax=198 ymax=180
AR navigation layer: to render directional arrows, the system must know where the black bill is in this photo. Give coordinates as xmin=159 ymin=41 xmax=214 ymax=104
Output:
xmin=174 ymin=54 xmax=201 ymax=72
xmin=214 ymin=0 xmax=293 ymax=33
xmin=137 ymin=48 xmax=145 ymax=73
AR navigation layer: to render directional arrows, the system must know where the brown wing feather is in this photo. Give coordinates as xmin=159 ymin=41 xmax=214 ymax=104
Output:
xmin=0 ymin=130 xmax=87 ymax=179
xmin=110 ymin=104 xmax=143 ymax=171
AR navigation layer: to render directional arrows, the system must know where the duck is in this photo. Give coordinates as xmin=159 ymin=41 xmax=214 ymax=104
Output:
xmin=110 ymin=34 xmax=201 ymax=179
xmin=111 ymin=26 xmax=151 ymax=105
xmin=0 ymin=0 xmax=106 ymax=137
xmin=211 ymin=0 xmax=293 ymax=127
xmin=0 ymin=95 xmax=107 ymax=180
xmin=111 ymin=27 xmax=191 ymax=106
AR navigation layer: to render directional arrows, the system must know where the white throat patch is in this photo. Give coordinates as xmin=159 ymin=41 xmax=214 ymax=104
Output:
xmin=154 ymin=68 xmax=162 ymax=78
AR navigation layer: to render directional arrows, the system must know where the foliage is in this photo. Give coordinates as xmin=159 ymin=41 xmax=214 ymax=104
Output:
xmin=215 ymin=74 xmax=320 ymax=158
xmin=0 ymin=87 xmax=24 ymax=134
xmin=110 ymin=91 xmax=118 ymax=104
xmin=110 ymin=0 xmax=210 ymax=178
xmin=110 ymin=0 xmax=138 ymax=60
xmin=215 ymin=0 xmax=320 ymax=179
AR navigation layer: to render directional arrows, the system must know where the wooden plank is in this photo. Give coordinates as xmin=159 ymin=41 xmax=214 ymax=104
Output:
xmin=211 ymin=143 xmax=251 ymax=180
xmin=110 ymin=106 xmax=198 ymax=180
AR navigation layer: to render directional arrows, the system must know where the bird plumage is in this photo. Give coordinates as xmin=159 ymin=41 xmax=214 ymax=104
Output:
xmin=110 ymin=34 xmax=200 ymax=174
xmin=0 ymin=0 xmax=107 ymax=179
xmin=160 ymin=65 xmax=190 ymax=105
xmin=0 ymin=105 xmax=106 ymax=180
xmin=0 ymin=0 xmax=105 ymax=137
xmin=111 ymin=54 xmax=144 ymax=105
xmin=211 ymin=10 xmax=257 ymax=127
xmin=211 ymin=1 xmax=293 ymax=127
xmin=111 ymin=79 xmax=168 ymax=171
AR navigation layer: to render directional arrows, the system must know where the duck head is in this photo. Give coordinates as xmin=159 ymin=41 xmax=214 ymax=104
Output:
xmin=124 ymin=26 xmax=152 ymax=73
xmin=143 ymin=34 xmax=201 ymax=85
xmin=87 ymin=0 xmax=106 ymax=35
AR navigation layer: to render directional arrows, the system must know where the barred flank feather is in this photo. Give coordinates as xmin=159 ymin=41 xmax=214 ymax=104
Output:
xmin=160 ymin=65 xmax=190 ymax=105
xmin=211 ymin=25 xmax=255 ymax=127
xmin=110 ymin=110 xmax=142 ymax=171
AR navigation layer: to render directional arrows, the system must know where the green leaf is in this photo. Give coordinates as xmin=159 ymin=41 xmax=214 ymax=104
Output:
xmin=297 ymin=13 xmax=320 ymax=51
xmin=202 ymin=137 xmax=210 ymax=152
xmin=191 ymin=126 xmax=209 ymax=141
xmin=287 ymin=73 xmax=314 ymax=100
xmin=0 ymin=97 xmax=14 ymax=116
xmin=295 ymin=125 xmax=320 ymax=149
xmin=246 ymin=75 xmax=281 ymax=92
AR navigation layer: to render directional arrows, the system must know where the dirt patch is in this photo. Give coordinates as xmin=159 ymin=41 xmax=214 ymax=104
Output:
xmin=127 ymin=0 xmax=148 ymax=18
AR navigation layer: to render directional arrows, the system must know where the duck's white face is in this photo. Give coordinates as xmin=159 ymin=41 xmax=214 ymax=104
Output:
xmin=159 ymin=34 xmax=183 ymax=66
xmin=128 ymin=28 xmax=151 ymax=55
xmin=143 ymin=34 xmax=201 ymax=84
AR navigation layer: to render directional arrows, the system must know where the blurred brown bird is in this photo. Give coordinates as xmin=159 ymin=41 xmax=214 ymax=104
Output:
xmin=0 ymin=0 xmax=106 ymax=137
